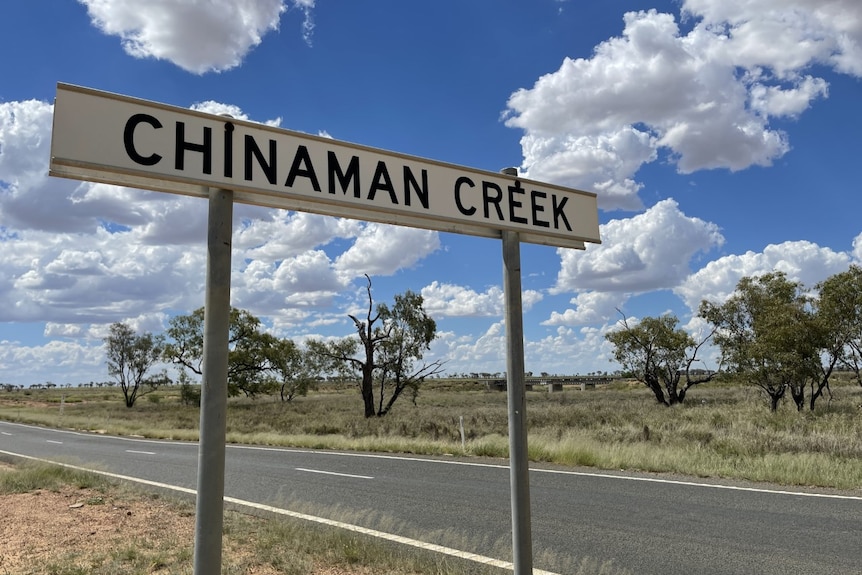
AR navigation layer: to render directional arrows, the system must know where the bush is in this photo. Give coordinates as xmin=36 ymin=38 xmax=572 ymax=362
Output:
xmin=180 ymin=382 xmax=201 ymax=407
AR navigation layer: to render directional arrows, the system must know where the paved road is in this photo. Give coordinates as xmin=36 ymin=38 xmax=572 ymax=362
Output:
xmin=1 ymin=420 xmax=860 ymax=574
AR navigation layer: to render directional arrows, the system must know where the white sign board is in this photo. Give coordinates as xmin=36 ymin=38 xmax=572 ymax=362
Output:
xmin=50 ymin=84 xmax=600 ymax=249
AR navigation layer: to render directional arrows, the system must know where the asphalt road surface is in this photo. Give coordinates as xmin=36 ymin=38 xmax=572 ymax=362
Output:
xmin=1 ymin=420 xmax=859 ymax=575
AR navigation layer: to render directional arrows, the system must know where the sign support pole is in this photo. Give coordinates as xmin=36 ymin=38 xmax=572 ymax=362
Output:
xmin=501 ymin=168 xmax=533 ymax=574
xmin=193 ymin=186 xmax=234 ymax=575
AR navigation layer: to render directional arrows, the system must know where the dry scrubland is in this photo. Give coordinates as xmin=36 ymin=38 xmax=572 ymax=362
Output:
xmin=1 ymin=379 xmax=860 ymax=574
xmin=3 ymin=378 xmax=862 ymax=490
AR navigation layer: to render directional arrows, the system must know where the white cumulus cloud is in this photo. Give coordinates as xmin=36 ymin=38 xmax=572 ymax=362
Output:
xmin=505 ymin=2 xmax=861 ymax=210
xmin=552 ymin=198 xmax=724 ymax=294
xmin=334 ymin=223 xmax=440 ymax=278
xmin=78 ymin=0 xmax=316 ymax=74
xmin=542 ymin=291 xmax=627 ymax=326
xmin=675 ymin=240 xmax=851 ymax=310
xmin=421 ymin=282 xmax=543 ymax=317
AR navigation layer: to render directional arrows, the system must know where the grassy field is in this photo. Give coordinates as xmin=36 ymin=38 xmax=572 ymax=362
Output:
xmin=2 ymin=377 xmax=861 ymax=490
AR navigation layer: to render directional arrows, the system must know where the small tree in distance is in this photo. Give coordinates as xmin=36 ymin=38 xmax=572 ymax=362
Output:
xmin=816 ymin=265 xmax=862 ymax=393
xmin=605 ymin=312 xmax=717 ymax=406
xmin=104 ymin=322 xmax=168 ymax=408
xmin=374 ymin=288 xmax=444 ymax=415
xmin=700 ymin=272 xmax=821 ymax=411
xmin=163 ymin=307 xmax=283 ymax=398
xmin=312 ymin=275 xmax=444 ymax=417
xmin=271 ymin=338 xmax=317 ymax=402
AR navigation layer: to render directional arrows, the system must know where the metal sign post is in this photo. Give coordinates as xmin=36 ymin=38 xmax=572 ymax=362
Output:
xmin=193 ymin=186 xmax=233 ymax=575
xmin=501 ymin=169 xmax=533 ymax=574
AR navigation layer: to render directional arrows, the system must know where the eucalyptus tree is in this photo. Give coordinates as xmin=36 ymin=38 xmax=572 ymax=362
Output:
xmin=311 ymin=275 xmax=443 ymax=417
xmin=373 ymin=288 xmax=445 ymax=415
xmin=163 ymin=307 xmax=283 ymax=398
xmin=699 ymin=272 xmax=822 ymax=411
xmin=816 ymin=265 xmax=862 ymax=394
xmin=271 ymin=338 xmax=318 ymax=402
xmin=104 ymin=322 xmax=168 ymax=408
xmin=605 ymin=313 xmax=716 ymax=406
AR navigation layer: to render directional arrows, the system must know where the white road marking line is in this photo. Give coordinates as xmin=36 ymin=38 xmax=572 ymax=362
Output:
xmin=0 ymin=421 xmax=192 ymax=447
xmin=225 ymin=495 xmax=560 ymax=575
xmin=235 ymin=445 xmax=862 ymax=501
xmin=296 ymin=467 xmax=373 ymax=480
xmin=3 ymin=421 xmax=858 ymax=501
xmin=0 ymin=449 xmax=558 ymax=575
xmin=46 ymin=440 xmax=63 ymax=444
xmin=529 ymin=468 xmax=862 ymax=501
xmin=126 ymin=450 xmax=156 ymax=455
xmin=1 ymin=432 xmax=12 ymax=436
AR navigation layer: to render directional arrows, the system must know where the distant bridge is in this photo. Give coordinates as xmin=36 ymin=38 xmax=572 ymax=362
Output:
xmin=476 ymin=375 xmax=619 ymax=391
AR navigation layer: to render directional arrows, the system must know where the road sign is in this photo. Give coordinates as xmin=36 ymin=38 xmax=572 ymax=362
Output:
xmin=49 ymin=83 xmax=603 ymax=575
xmin=50 ymin=83 xmax=599 ymax=249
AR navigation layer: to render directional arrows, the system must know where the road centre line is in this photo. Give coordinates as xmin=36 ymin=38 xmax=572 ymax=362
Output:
xmin=235 ymin=444 xmax=862 ymax=502
xmin=126 ymin=450 xmax=156 ymax=455
xmin=1 ymin=431 xmax=12 ymax=436
xmin=0 ymin=449 xmax=558 ymax=575
xmin=531 ymin=468 xmax=862 ymax=501
xmin=3 ymin=422 xmax=858 ymax=502
xmin=296 ymin=467 xmax=373 ymax=480
xmin=46 ymin=440 xmax=63 ymax=444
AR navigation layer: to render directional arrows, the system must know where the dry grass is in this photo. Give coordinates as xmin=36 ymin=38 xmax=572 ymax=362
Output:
xmin=0 ymin=463 xmax=477 ymax=575
xmin=3 ymin=378 xmax=862 ymax=489
xmin=0 ymin=462 xmax=631 ymax=575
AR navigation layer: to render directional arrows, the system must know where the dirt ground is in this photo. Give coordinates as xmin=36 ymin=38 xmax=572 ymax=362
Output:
xmin=0 ymin=484 xmax=193 ymax=573
xmin=0 ymin=463 xmax=369 ymax=574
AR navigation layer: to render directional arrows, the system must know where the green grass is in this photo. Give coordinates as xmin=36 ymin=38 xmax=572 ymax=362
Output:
xmin=0 ymin=460 xmax=111 ymax=494
xmin=3 ymin=379 xmax=862 ymax=489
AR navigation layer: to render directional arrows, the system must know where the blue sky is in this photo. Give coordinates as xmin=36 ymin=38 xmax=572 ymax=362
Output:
xmin=1 ymin=0 xmax=860 ymax=386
